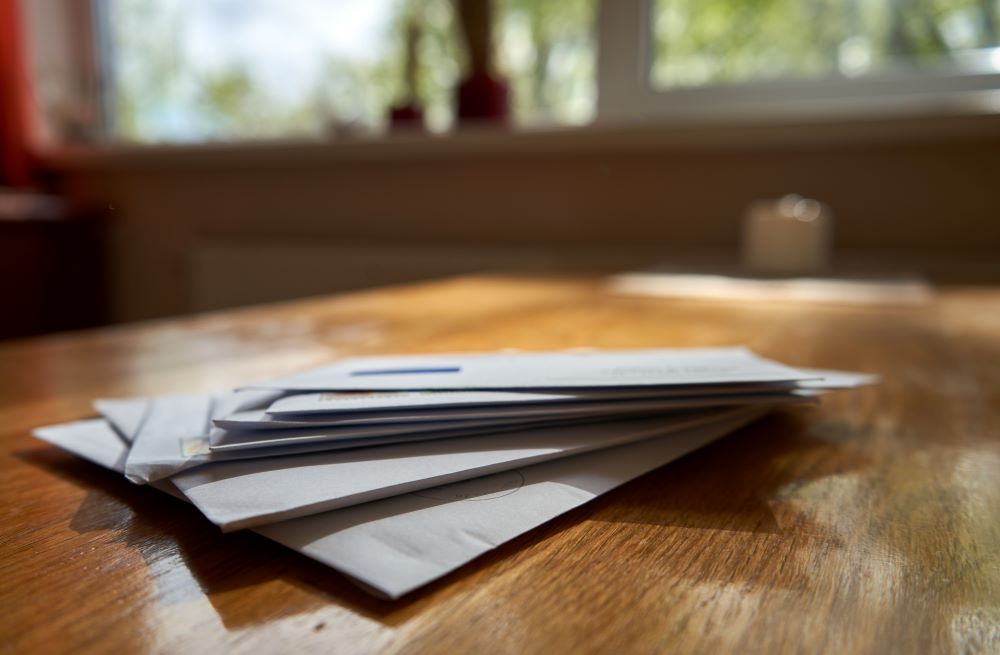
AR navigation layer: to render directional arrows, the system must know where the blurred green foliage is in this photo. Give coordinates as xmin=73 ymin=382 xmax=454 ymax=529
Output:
xmin=653 ymin=0 xmax=999 ymax=88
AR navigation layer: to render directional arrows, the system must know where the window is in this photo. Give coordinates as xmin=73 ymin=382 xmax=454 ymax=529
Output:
xmin=104 ymin=0 xmax=450 ymax=141
xmin=96 ymin=0 xmax=595 ymax=143
xmin=652 ymin=0 xmax=999 ymax=89
xmin=598 ymin=0 xmax=1000 ymax=121
xmin=20 ymin=0 xmax=1000 ymax=147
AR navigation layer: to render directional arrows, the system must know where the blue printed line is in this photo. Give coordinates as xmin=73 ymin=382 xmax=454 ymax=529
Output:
xmin=349 ymin=367 xmax=461 ymax=377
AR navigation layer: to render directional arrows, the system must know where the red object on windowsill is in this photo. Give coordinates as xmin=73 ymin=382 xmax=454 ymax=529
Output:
xmin=456 ymin=71 xmax=509 ymax=126
xmin=389 ymin=104 xmax=425 ymax=132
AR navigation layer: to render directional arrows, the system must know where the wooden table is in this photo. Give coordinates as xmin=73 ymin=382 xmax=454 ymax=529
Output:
xmin=2 ymin=274 xmax=999 ymax=654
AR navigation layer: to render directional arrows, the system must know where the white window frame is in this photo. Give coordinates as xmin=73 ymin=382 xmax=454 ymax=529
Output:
xmin=596 ymin=0 xmax=1000 ymax=124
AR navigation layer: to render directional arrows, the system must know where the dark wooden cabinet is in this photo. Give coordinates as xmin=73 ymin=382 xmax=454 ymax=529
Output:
xmin=0 ymin=194 xmax=108 ymax=339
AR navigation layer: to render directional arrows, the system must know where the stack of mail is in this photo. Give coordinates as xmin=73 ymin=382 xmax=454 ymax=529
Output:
xmin=34 ymin=347 xmax=874 ymax=598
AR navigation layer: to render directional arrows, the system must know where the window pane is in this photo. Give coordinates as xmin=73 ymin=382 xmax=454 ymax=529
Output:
xmin=651 ymin=0 xmax=1000 ymax=89
xmin=106 ymin=0 xmax=411 ymax=141
xmin=102 ymin=0 xmax=597 ymax=143
xmin=496 ymin=0 xmax=598 ymax=126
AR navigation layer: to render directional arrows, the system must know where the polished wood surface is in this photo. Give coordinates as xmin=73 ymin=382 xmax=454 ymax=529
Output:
xmin=2 ymin=274 xmax=999 ymax=654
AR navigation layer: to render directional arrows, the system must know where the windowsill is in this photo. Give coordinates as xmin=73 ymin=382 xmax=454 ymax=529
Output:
xmin=40 ymin=102 xmax=1000 ymax=172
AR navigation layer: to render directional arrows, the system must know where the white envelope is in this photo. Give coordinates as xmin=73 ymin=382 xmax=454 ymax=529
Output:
xmin=106 ymin=396 xmax=629 ymax=479
xmin=170 ymin=408 xmax=762 ymax=531
xmin=123 ymin=393 xmax=214 ymax=484
xmin=93 ymin=398 xmax=148 ymax=443
xmin=245 ymin=347 xmax=812 ymax=391
xmin=209 ymin=415 xmax=573 ymax=451
xmin=258 ymin=408 xmax=761 ymax=598
xmin=211 ymin=420 xmax=605 ymax=458
xmin=33 ymin=408 xmax=760 ymax=598
xmin=261 ymin=383 xmax=799 ymax=417
xmin=254 ymin=367 xmax=874 ymax=419
xmin=105 ymin=367 xmax=871 ymax=484
xmin=114 ymin=391 xmax=805 ymax=483
xmin=34 ymin=419 xmax=131 ymax=470
xmin=260 ymin=391 xmax=805 ymax=423
xmin=113 ymin=396 xmax=500 ymax=478
xmin=794 ymin=368 xmax=879 ymax=389
xmin=120 ymin=389 xmax=284 ymax=483
xmin=212 ymin=392 xmax=807 ymax=451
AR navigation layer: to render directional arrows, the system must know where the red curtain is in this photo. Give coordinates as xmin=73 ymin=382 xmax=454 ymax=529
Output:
xmin=0 ymin=0 xmax=37 ymax=187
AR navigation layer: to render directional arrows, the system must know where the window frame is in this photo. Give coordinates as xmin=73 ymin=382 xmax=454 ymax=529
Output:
xmin=596 ymin=0 xmax=1000 ymax=124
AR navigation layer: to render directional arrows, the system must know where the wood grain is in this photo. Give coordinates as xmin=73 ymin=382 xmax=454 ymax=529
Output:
xmin=2 ymin=274 xmax=999 ymax=654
